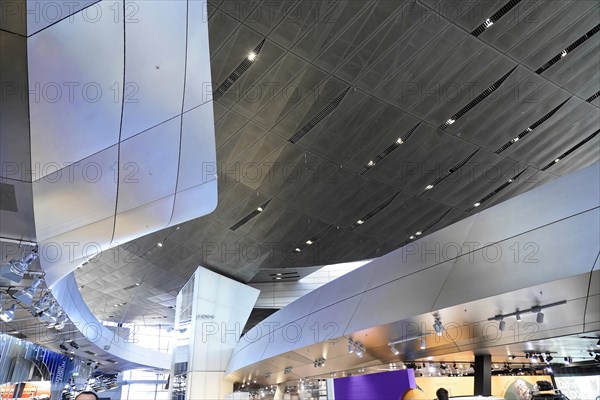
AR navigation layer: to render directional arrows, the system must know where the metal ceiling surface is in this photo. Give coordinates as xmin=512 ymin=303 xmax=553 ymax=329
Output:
xmin=74 ymin=0 xmax=599 ymax=332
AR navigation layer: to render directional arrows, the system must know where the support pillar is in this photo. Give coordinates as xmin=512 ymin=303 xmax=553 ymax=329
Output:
xmin=474 ymin=354 xmax=491 ymax=396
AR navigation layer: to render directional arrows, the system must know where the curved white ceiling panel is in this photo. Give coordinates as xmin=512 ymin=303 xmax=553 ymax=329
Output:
xmin=27 ymin=0 xmax=123 ymax=174
xmin=116 ymin=117 xmax=180 ymax=213
xmin=20 ymin=0 xmax=217 ymax=288
xmin=32 ymin=145 xmax=119 ymax=241
xmin=120 ymin=0 xmax=187 ymax=140
xmin=183 ymin=0 xmax=213 ymax=111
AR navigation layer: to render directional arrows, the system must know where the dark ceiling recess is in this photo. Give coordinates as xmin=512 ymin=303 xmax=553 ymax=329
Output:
xmin=541 ymin=129 xmax=600 ymax=172
xmin=419 ymin=150 xmax=479 ymax=194
xmin=359 ymin=123 xmax=420 ymax=175
xmin=471 ymin=0 xmax=523 ymax=37
xmin=230 ymin=199 xmax=272 ymax=231
xmin=494 ymin=97 xmax=571 ymax=154
xmin=535 ymin=24 xmax=600 ymax=74
xmin=586 ymin=90 xmax=600 ymax=103
xmin=288 ymin=87 xmax=351 ymax=144
xmin=212 ymin=39 xmax=266 ymax=101
xmin=0 ymin=183 xmax=18 ymax=212
xmin=468 ymin=168 xmax=528 ymax=211
xmin=348 ymin=192 xmax=401 ymax=231
xmin=439 ymin=67 xmax=517 ymax=130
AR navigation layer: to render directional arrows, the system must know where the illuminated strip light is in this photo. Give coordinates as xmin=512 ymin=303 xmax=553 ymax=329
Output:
xmin=494 ymin=97 xmax=571 ymax=154
xmin=439 ymin=67 xmax=516 ymax=130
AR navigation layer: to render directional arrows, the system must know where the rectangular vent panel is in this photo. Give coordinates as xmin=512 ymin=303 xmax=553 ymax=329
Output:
xmin=470 ymin=168 xmax=528 ymax=209
xmin=359 ymin=123 xmax=420 ymax=174
xmin=471 ymin=0 xmax=523 ymax=37
xmin=289 ymin=87 xmax=351 ymax=144
xmin=495 ymin=97 xmax=570 ymax=154
xmin=348 ymin=192 xmax=401 ymax=230
xmin=213 ymin=39 xmax=265 ymax=101
xmin=536 ymin=24 xmax=600 ymax=74
xmin=230 ymin=199 xmax=271 ymax=231
xmin=541 ymin=129 xmax=600 ymax=171
xmin=422 ymin=150 xmax=479 ymax=191
xmin=586 ymin=90 xmax=600 ymax=103
xmin=0 ymin=183 xmax=18 ymax=212
xmin=439 ymin=67 xmax=516 ymax=130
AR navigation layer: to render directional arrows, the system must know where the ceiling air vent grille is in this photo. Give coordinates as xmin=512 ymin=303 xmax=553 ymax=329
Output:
xmin=535 ymin=24 xmax=600 ymax=74
xmin=469 ymin=168 xmax=528 ymax=210
xmin=586 ymin=90 xmax=600 ymax=103
xmin=359 ymin=123 xmax=420 ymax=174
xmin=348 ymin=192 xmax=401 ymax=230
xmin=230 ymin=199 xmax=271 ymax=231
xmin=541 ymin=128 xmax=600 ymax=171
xmin=0 ymin=183 xmax=18 ymax=212
xmin=213 ymin=39 xmax=266 ymax=101
xmin=471 ymin=0 xmax=523 ymax=37
xmin=421 ymin=150 xmax=479 ymax=193
xmin=495 ymin=97 xmax=570 ymax=154
xmin=288 ymin=87 xmax=351 ymax=144
xmin=439 ymin=67 xmax=516 ymax=130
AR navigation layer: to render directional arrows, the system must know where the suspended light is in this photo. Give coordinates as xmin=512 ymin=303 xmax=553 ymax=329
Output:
xmin=499 ymin=319 xmax=506 ymax=331
xmin=0 ymin=304 xmax=17 ymax=322
xmin=390 ymin=345 xmax=400 ymax=355
xmin=536 ymin=311 xmax=544 ymax=323
xmin=14 ymin=277 xmax=44 ymax=306
xmin=0 ymin=251 xmax=38 ymax=283
xmin=433 ymin=317 xmax=443 ymax=336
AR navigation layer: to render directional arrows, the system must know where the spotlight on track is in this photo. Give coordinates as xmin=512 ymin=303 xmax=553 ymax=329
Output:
xmin=0 ymin=304 xmax=16 ymax=322
xmin=0 ymin=251 xmax=38 ymax=283
xmin=390 ymin=345 xmax=400 ymax=355
xmin=433 ymin=317 xmax=443 ymax=336
xmin=13 ymin=277 xmax=44 ymax=306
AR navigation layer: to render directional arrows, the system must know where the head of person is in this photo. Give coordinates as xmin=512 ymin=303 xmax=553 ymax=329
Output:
xmin=436 ymin=388 xmax=449 ymax=400
xmin=75 ymin=392 xmax=99 ymax=400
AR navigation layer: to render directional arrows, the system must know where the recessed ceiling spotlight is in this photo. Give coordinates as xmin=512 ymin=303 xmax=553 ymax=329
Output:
xmin=415 ymin=231 xmax=422 ymax=236
xmin=248 ymin=51 xmax=257 ymax=61
xmin=367 ymin=161 xmax=375 ymax=167
xmin=513 ymin=137 xmax=519 ymax=142
xmin=275 ymin=277 xmax=282 ymax=280
xmin=425 ymin=184 xmax=434 ymax=190
xmin=446 ymin=118 xmax=456 ymax=125
xmin=357 ymin=219 xmax=364 ymax=225
xmin=484 ymin=18 xmax=493 ymax=28
xmin=276 ymin=273 xmax=282 ymax=276
xmin=396 ymin=138 xmax=404 ymax=144
xmin=473 ymin=202 xmax=481 ymax=207
xmin=306 ymin=240 xmax=313 ymax=245
xmin=560 ymin=50 xmax=568 ymax=58
xmin=294 ymin=248 xmax=301 ymax=252
xmin=508 ymin=178 xmax=513 ymax=183
xmin=409 ymin=235 xmax=415 ymax=239
xmin=554 ymin=158 xmax=560 ymax=163
xmin=157 ymin=242 xmax=163 ymax=247
xmin=257 ymin=207 xmax=263 ymax=212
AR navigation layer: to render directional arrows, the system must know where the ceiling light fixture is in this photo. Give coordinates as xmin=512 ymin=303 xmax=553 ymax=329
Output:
xmin=157 ymin=242 xmax=163 ymax=247
xmin=390 ymin=345 xmax=400 ymax=355
xmin=14 ymin=277 xmax=44 ymax=306
xmin=484 ymin=18 xmax=493 ymax=28
xmin=446 ymin=118 xmax=455 ymax=125
xmin=0 ymin=250 xmax=38 ymax=283
xmin=357 ymin=220 xmax=364 ymax=225
xmin=257 ymin=207 xmax=263 ymax=212
xmin=473 ymin=202 xmax=481 ymax=207
xmin=396 ymin=138 xmax=404 ymax=144
xmin=248 ymin=51 xmax=257 ymax=61
xmin=294 ymin=248 xmax=301 ymax=252
xmin=425 ymin=184 xmax=434 ymax=190
xmin=560 ymin=50 xmax=567 ymax=58
xmin=499 ymin=319 xmax=506 ymax=331
xmin=421 ymin=337 xmax=426 ymax=350
xmin=306 ymin=240 xmax=313 ymax=245
xmin=554 ymin=158 xmax=560 ymax=163
xmin=409 ymin=236 xmax=415 ymax=240
xmin=0 ymin=304 xmax=17 ymax=322
xmin=433 ymin=317 xmax=443 ymax=336
xmin=415 ymin=231 xmax=422 ymax=236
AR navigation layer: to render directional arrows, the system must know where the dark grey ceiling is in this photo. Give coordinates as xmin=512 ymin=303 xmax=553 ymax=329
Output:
xmin=77 ymin=0 xmax=600 ymax=324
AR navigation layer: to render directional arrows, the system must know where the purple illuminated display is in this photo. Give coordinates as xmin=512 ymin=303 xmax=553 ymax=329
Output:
xmin=333 ymin=369 xmax=416 ymax=400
